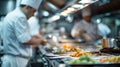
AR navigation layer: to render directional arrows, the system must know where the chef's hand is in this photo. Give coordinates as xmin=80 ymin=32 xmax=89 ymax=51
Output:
xmin=32 ymin=44 xmax=39 ymax=48
xmin=35 ymin=34 xmax=43 ymax=39
xmin=33 ymin=34 xmax=42 ymax=43
xmin=71 ymin=29 xmax=84 ymax=37
xmin=31 ymin=34 xmax=43 ymax=48
xmin=82 ymin=33 xmax=92 ymax=42
xmin=36 ymin=34 xmax=48 ymax=46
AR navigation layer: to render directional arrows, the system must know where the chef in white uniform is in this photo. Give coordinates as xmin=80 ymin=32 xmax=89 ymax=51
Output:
xmin=71 ymin=8 xmax=102 ymax=45
xmin=28 ymin=11 xmax=50 ymax=56
xmin=1 ymin=0 xmax=42 ymax=67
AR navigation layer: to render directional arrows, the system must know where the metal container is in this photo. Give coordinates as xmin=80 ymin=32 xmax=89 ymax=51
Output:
xmin=102 ymin=38 xmax=116 ymax=48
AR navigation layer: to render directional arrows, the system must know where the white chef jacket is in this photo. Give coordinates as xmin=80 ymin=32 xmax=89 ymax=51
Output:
xmin=71 ymin=20 xmax=100 ymax=45
xmin=28 ymin=16 xmax=40 ymax=36
xmin=1 ymin=7 xmax=32 ymax=67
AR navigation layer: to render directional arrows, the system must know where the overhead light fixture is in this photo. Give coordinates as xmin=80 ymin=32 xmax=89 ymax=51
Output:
xmin=42 ymin=10 xmax=49 ymax=17
xmin=60 ymin=9 xmax=74 ymax=16
xmin=60 ymin=0 xmax=99 ymax=16
xmin=71 ymin=4 xmax=81 ymax=8
xmin=67 ymin=8 xmax=76 ymax=12
xmin=96 ymin=18 xmax=101 ymax=23
xmin=71 ymin=4 xmax=85 ymax=9
xmin=60 ymin=11 xmax=68 ymax=16
xmin=48 ymin=14 xmax=60 ymax=22
xmin=79 ymin=0 xmax=98 ymax=4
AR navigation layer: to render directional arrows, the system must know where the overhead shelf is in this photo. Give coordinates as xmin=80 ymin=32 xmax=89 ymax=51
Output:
xmin=60 ymin=0 xmax=99 ymax=16
xmin=73 ymin=0 xmax=120 ymax=18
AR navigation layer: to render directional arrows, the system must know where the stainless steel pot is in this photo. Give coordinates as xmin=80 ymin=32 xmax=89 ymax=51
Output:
xmin=102 ymin=38 xmax=117 ymax=48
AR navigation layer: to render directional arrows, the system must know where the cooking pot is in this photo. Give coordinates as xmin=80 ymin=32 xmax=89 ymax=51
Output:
xmin=102 ymin=38 xmax=117 ymax=48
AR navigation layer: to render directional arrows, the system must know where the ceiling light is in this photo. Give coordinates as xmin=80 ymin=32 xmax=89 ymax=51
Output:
xmin=42 ymin=11 xmax=49 ymax=17
xmin=79 ymin=0 xmax=98 ymax=3
xmin=60 ymin=12 xmax=68 ymax=16
xmin=67 ymin=8 xmax=75 ymax=12
xmin=72 ymin=4 xmax=81 ymax=8
xmin=48 ymin=14 xmax=60 ymax=22
xmin=72 ymin=4 xmax=84 ymax=9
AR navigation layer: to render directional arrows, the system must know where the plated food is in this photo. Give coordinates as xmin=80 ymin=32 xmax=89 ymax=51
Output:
xmin=67 ymin=55 xmax=120 ymax=64
xmin=50 ymin=43 xmax=120 ymax=65
xmin=67 ymin=55 xmax=100 ymax=64
xmin=99 ymin=56 xmax=120 ymax=63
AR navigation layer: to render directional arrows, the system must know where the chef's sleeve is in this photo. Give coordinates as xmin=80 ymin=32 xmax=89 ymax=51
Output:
xmin=71 ymin=23 xmax=81 ymax=37
xmin=14 ymin=17 xmax=31 ymax=43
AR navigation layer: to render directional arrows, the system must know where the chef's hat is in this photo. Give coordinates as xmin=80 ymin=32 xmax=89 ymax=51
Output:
xmin=21 ymin=0 xmax=42 ymax=10
xmin=81 ymin=8 xmax=91 ymax=17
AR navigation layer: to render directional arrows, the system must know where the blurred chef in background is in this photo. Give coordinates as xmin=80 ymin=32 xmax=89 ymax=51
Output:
xmin=71 ymin=8 xmax=102 ymax=45
xmin=1 ymin=0 xmax=42 ymax=67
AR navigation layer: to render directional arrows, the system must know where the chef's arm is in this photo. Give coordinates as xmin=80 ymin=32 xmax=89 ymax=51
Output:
xmin=71 ymin=28 xmax=85 ymax=38
xmin=23 ymin=34 xmax=42 ymax=45
xmin=71 ymin=29 xmax=80 ymax=38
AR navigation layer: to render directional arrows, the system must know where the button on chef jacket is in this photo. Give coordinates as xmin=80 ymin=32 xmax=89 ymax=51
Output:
xmin=2 ymin=7 xmax=32 ymax=58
